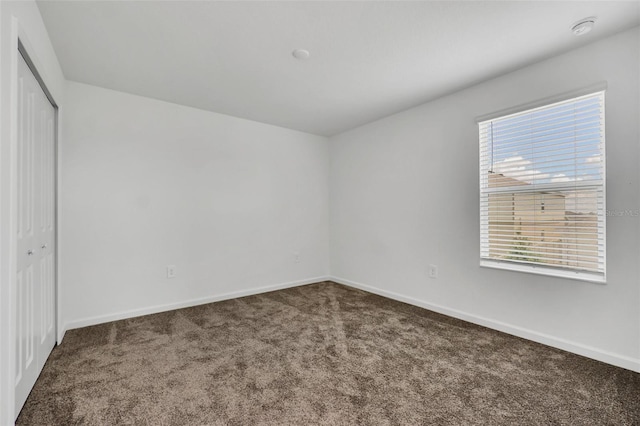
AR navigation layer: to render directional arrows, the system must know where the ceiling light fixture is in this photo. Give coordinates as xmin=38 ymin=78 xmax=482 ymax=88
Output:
xmin=292 ymin=49 xmax=310 ymax=60
xmin=571 ymin=17 xmax=596 ymax=36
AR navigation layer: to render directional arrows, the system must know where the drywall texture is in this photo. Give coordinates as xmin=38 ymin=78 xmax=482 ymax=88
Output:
xmin=61 ymin=82 xmax=329 ymax=329
xmin=0 ymin=1 xmax=66 ymax=423
xmin=330 ymin=28 xmax=640 ymax=364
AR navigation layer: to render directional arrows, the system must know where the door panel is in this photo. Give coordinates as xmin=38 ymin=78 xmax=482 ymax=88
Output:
xmin=39 ymin=89 xmax=55 ymax=352
xmin=14 ymin=52 xmax=56 ymax=417
xmin=15 ymin=56 xmax=39 ymax=413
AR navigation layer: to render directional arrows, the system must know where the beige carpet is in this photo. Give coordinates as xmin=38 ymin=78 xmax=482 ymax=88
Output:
xmin=17 ymin=282 xmax=640 ymax=425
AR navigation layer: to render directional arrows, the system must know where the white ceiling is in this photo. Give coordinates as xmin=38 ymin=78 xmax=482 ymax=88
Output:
xmin=37 ymin=1 xmax=639 ymax=136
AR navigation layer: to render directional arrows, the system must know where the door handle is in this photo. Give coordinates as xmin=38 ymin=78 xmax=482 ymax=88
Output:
xmin=27 ymin=249 xmax=35 ymax=256
xmin=41 ymin=244 xmax=47 ymax=249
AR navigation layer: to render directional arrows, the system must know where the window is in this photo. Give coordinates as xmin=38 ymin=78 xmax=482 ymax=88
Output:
xmin=479 ymin=91 xmax=605 ymax=282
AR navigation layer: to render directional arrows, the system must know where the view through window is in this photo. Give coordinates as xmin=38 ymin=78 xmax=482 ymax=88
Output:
xmin=479 ymin=91 xmax=605 ymax=281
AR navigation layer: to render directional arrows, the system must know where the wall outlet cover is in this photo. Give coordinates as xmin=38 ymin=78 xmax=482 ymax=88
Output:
xmin=167 ymin=265 xmax=176 ymax=279
xmin=428 ymin=264 xmax=438 ymax=279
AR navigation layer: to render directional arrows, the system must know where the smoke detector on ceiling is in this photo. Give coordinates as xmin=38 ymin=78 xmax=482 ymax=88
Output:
xmin=571 ymin=17 xmax=597 ymax=36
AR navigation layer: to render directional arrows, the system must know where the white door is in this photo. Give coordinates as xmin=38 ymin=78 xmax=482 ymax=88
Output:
xmin=14 ymin=52 xmax=56 ymax=417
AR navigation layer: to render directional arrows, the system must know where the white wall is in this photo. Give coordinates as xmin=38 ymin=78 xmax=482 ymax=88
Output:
xmin=60 ymin=82 xmax=330 ymax=332
xmin=0 ymin=1 xmax=65 ymax=423
xmin=329 ymin=28 xmax=640 ymax=371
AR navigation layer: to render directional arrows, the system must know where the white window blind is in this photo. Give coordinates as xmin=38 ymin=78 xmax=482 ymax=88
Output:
xmin=479 ymin=91 xmax=605 ymax=282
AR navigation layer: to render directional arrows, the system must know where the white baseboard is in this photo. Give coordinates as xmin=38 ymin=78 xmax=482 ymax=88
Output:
xmin=330 ymin=276 xmax=640 ymax=374
xmin=62 ymin=276 xmax=330 ymax=333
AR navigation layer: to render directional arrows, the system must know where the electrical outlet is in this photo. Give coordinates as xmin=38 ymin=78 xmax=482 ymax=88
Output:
xmin=167 ymin=265 xmax=176 ymax=279
xmin=428 ymin=264 xmax=438 ymax=279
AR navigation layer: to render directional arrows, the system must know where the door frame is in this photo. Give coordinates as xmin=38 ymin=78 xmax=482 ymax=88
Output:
xmin=0 ymin=18 xmax=60 ymax=423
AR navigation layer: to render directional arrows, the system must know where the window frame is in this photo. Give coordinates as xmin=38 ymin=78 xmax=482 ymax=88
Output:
xmin=478 ymin=90 xmax=607 ymax=284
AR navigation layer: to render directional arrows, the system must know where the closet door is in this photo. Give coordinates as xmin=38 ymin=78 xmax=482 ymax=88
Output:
xmin=14 ymin=52 xmax=56 ymax=417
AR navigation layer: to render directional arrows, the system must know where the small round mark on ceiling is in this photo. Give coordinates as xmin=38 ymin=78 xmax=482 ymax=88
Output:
xmin=292 ymin=49 xmax=310 ymax=60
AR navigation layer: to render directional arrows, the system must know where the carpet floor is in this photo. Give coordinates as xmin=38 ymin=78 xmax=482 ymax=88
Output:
xmin=17 ymin=282 xmax=640 ymax=425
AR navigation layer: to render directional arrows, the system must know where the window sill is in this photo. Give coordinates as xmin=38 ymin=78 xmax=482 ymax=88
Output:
xmin=480 ymin=259 xmax=606 ymax=284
